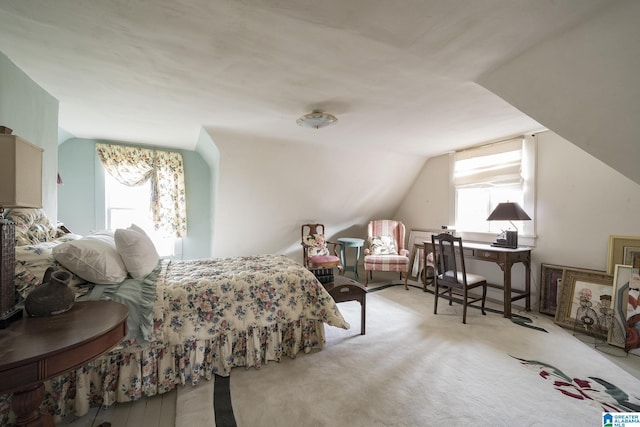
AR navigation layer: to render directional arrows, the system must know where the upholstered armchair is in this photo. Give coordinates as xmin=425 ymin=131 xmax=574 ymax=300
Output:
xmin=363 ymin=220 xmax=410 ymax=289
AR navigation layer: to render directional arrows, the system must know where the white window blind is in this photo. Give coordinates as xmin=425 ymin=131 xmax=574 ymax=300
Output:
xmin=452 ymin=135 xmax=536 ymax=242
xmin=454 ymin=138 xmax=523 ymax=188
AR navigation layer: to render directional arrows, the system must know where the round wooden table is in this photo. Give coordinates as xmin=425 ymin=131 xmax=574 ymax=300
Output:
xmin=0 ymin=301 xmax=128 ymax=426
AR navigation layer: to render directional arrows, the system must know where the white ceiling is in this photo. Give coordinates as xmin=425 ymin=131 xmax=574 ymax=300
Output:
xmin=0 ymin=0 xmax=611 ymax=156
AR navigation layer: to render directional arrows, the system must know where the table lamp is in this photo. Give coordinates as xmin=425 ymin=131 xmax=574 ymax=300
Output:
xmin=0 ymin=132 xmax=43 ymax=328
xmin=486 ymin=202 xmax=530 ymax=249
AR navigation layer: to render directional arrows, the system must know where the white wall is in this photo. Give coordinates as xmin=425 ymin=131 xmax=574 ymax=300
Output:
xmin=478 ymin=0 xmax=640 ymax=185
xmin=395 ymin=153 xmax=452 ymax=231
xmin=210 ymin=129 xmax=425 ymax=263
xmin=395 ymin=130 xmax=640 ymax=310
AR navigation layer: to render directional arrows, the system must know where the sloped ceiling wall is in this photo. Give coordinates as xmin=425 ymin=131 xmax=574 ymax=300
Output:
xmin=478 ymin=0 xmax=640 ymax=185
xmin=208 ymin=129 xmax=425 ymax=262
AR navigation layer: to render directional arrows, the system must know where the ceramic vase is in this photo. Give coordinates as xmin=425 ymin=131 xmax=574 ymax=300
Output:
xmin=25 ymin=268 xmax=75 ymax=317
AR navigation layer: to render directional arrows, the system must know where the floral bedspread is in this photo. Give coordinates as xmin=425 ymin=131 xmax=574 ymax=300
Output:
xmin=0 ymin=255 xmax=348 ymax=425
xmin=161 ymin=255 xmax=349 ymax=343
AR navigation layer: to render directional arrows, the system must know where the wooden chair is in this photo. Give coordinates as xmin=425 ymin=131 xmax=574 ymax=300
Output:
xmin=363 ymin=220 xmax=410 ymax=289
xmin=431 ymin=233 xmax=487 ymax=324
xmin=301 ymin=224 xmax=343 ymax=273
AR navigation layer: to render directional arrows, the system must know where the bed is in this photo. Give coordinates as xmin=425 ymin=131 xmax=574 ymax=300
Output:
xmin=0 ymin=209 xmax=349 ymax=424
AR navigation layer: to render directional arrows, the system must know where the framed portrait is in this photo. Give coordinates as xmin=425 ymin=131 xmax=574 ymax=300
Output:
xmin=554 ymin=268 xmax=614 ymax=338
xmin=406 ymin=229 xmax=441 ymax=283
xmin=539 ymin=264 xmax=567 ymax=316
xmin=607 ymin=235 xmax=640 ymax=274
xmin=608 ymin=264 xmax=640 ymax=352
xmin=540 ymin=264 xmax=602 ymax=317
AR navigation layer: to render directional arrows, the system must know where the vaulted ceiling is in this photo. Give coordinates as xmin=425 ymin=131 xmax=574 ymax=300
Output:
xmin=0 ymin=0 xmax=613 ymax=157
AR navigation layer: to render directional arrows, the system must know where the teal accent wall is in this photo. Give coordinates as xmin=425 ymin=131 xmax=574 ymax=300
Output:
xmin=182 ymin=149 xmax=212 ymax=259
xmin=58 ymin=138 xmax=212 ymax=259
xmin=195 ymin=128 xmax=220 ymax=256
xmin=0 ymin=52 xmax=59 ymax=220
xmin=57 ymin=138 xmax=98 ymax=233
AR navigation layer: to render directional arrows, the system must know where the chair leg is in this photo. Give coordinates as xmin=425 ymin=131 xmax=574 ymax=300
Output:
xmin=481 ymin=283 xmax=487 ymax=316
xmin=365 ymin=269 xmax=369 ymax=286
xmin=403 ymin=272 xmax=408 ymax=290
xmin=433 ymin=282 xmax=439 ymax=314
xmin=462 ymin=288 xmax=468 ymax=324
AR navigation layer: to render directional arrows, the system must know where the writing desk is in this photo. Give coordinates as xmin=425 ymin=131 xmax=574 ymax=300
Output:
xmin=423 ymin=240 xmax=531 ymax=318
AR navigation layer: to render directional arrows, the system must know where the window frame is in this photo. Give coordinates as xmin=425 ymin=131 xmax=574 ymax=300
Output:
xmin=103 ymin=168 xmax=181 ymax=258
xmin=449 ymin=135 xmax=537 ymax=246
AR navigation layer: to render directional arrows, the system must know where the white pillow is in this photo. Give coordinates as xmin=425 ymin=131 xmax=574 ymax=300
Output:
xmin=114 ymin=225 xmax=160 ymax=279
xmin=52 ymin=234 xmax=127 ymax=284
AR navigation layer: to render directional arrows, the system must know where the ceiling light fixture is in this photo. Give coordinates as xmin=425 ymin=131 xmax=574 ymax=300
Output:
xmin=296 ymin=111 xmax=338 ymax=129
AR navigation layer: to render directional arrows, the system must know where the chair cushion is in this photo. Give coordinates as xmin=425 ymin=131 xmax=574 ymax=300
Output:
xmin=303 ymin=234 xmax=330 ymax=257
xmin=442 ymin=270 xmax=486 ymax=285
xmin=309 ymin=254 xmax=340 ymax=267
xmin=369 ymin=235 xmax=397 ymax=255
xmin=364 ymin=254 xmax=409 ymax=273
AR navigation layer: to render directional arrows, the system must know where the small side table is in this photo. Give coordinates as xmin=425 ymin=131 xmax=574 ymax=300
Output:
xmin=337 ymin=237 xmax=365 ymax=280
xmin=0 ymin=301 xmax=128 ymax=426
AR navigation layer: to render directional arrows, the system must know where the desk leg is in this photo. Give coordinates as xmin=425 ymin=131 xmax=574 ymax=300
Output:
xmin=13 ymin=383 xmax=54 ymax=427
xmin=502 ymin=257 xmax=513 ymax=319
xmin=501 ymin=254 xmax=532 ymax=318
xmin=524 ymin=258 xmax=531 ymax=312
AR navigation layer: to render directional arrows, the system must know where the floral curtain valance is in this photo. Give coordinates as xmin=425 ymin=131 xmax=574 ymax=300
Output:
xmin=96 ymin=143 xmax=187 ymax=238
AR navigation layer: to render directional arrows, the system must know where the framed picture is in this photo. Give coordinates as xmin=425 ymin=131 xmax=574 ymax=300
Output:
xmin=608 ymin=264 xmax=639 ymax=351
xmin=539 ymin=264 xmax=603 ymax=316
xmin=539 ymin=264 xmax=567 ymax=316
xmin=626 ymin=269 xmax=640 ymax=355
xmin=406 ymin=229 xmax=441 ymax=281
xmin=555 ymin=268 xmax=614 ymax=338
xmin=607 ymin=235 xmax=640 ymax=274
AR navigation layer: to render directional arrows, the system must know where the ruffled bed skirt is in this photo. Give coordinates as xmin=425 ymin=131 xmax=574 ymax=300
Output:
xmin=0 ymin=318 xmax=326 ymax=425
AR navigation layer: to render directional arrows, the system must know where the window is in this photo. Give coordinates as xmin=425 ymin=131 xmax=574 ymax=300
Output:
xmin=453 ymin=136 xmax=536 ymax=241
xmin=96 ymin=143 xmax=187 ymax=258
xmin=105 ymin=171 xmax=178 ymax=257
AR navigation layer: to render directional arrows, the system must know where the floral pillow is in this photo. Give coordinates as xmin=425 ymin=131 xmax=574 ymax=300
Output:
xmin=370 ymin=235 xmax=398 ymax=255
xmin=303 ymin=233 xmax=329 ymax=257
xmin=5 ymin=208 xmax=58 ymax=246
xmin=15 ymin=234 xmax=85 ymax=298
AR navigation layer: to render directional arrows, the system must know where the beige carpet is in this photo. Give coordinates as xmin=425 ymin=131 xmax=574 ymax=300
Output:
xmin=176 ymin=282 xmax=640 ymax=427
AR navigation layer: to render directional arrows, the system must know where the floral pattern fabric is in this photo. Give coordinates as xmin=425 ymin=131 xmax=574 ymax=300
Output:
xmin=0 ymin=255 xmax=348 ymax=425
xmin=4 ymin=208 xmax=85 ymax=298
xmin=95 ymin=143 xmax=187 ymax=238
xmin=369 ymin=235 xmax=398 ymax=255
xmin=14 ymin=235 xmax=84 ymax=298
xmin=302 ymin=233 xmax=330 ymax=257
xmin=5 ymin=208 xmax=58 ymax=246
